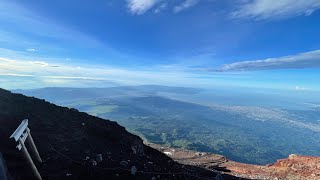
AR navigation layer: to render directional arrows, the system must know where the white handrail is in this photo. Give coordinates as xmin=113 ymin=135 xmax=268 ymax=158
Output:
xmin=10 ymin=119 xmax=28 ymax=142
xmin=9 ymin=119 xmax=42 ymax=180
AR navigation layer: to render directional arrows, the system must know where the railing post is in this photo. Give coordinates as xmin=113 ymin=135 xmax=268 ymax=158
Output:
xmin=18 ymin=138 xmax=42 ymax=180
xmin=26 ymin=128 xmax=42 ymax=163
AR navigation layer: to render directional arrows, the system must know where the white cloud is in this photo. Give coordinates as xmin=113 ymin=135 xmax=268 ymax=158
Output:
xmin=173 ymin=0 xmax=199 ymax=13
xmin=217 ymin=49 xmax=320 ymax=71
xmin=232 ymin=0 xmax=320 ymax=20
xmin=0 ymin=73 xmax=35 ymax=77
xmin=126 ymin=0 xmax=201 ymax=15
xmin=43 ymin=76 xmax=108 ymax=81
xmin=295 ymin=86 xmax=307 ymax=91
xmin=0 ymin=57 xmax=15 ymax=62
xmin=127 ymin=0 xmax=161 ymax=15
xmin=28 ymin=61 xmax=49 ymax=67
xmin=154 ymin=3 xmax=167 ymax=14
xmin=26 ymin=48 xmax=37 ymax=52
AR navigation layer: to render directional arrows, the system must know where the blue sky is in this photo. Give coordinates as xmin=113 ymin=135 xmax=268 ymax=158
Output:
xmin=0 ymin=0 xmax=320 ymax=91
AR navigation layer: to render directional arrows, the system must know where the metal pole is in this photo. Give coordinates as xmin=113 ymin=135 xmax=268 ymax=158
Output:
xmin=18 ymin=138 xmax=42 ymax=180
xmin=26 ymin=128 xmax=42 ymax=163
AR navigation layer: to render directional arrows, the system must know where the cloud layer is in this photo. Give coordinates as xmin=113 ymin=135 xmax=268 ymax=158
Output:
xmin=26 ymin=48 xmax=37 ymax=52
xmin=217 ymin=49 xmax=320 ymax=71
xmin=174 ymin=0 xmax=199 ymax=13
xmin=126 ymin=0 xmax=199 ymax=15
xmin=0 ymin=56 xmax=213 ymax=89
xmin=126 ymin=0 xmax=320 ymax=18
xmin=127 ymin=0 xmax=161 ymax=15
xmin=232 ymin=0 xmax=320 ymax=20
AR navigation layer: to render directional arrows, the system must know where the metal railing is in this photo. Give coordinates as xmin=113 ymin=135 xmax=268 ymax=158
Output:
xmin=10 ymin=119 xmax=42 ymax=180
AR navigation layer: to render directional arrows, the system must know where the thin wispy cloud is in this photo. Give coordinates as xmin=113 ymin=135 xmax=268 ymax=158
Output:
xmin=28 ymin=61 xmax=49 ymax=66
xmin=0 ymin=56 xmax=212 ymax=89
xmin=217 ymin=49 xmax=320 ymax=71
xmin=154 ymin=3 xmax=167 ymax=14
xmin=295 ymin=86 xmax=308 ymax=91
xmin=232 ymin=0 xmax=320 ymax=20
xmin=173 ymin=0 xmax=199 ymax=13
xmin=0 ymin=57 xmax=15 ymax=62
xmin=127 ymin=0 xmax=161 ymax=15
xmin=0 ymin=73 xmax=35 ymax=77
xmin=43 ymin=76 xmax=109 ymax=81
xmin=26 ymin=48 xmax=37 ymax=52
xmin=126 ymin=0 xmax=200 ymax=15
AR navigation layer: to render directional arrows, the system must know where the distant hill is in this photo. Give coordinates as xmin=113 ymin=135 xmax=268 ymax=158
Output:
xmin=14 ymin=85 xmax=201 ymax=103
xmin=0 ymin=88 xmax=238 ymax=180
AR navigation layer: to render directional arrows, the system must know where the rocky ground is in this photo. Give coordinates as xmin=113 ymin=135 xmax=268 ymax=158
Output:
xmin=150 ymin=144 xmax=320 ymax=180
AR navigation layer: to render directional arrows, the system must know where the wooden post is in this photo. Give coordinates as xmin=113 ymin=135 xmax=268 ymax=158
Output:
xmin=18 ymin=138 xmax=42 ymax=180
xmin=26 ymin=128 xmax=42 ymax=163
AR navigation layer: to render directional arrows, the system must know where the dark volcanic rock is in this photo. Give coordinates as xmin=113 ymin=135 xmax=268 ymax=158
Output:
xmin=0 ymin=89 xmax=240 ymax=180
